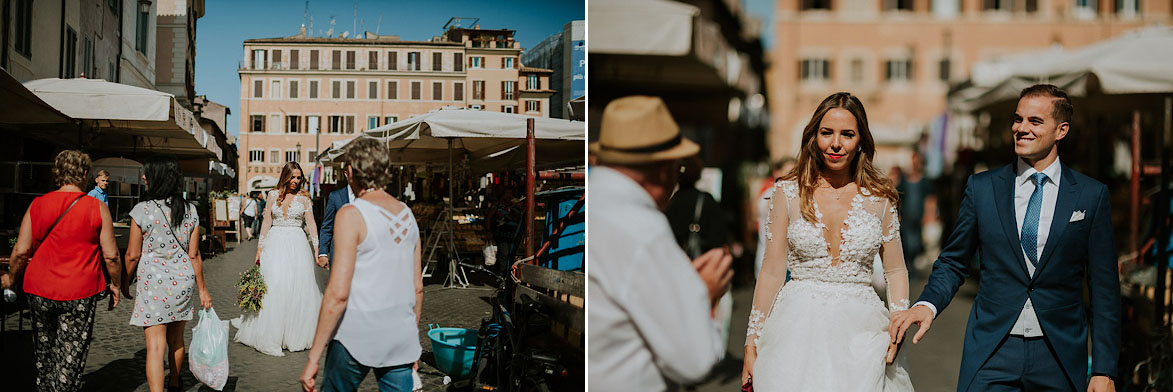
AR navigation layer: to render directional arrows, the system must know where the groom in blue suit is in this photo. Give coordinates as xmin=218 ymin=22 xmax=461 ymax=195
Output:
xmin=892 ymin=84 xmax=1120 ymax=392
xmin=317 ymin=166 xmax=354 ymax=269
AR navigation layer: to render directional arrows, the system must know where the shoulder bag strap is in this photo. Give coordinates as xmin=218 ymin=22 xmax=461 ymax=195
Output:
xmin=687 ymin=192 xmax=705 ymax=258
xmin=153 ymin=201 xmax=190 ymax=254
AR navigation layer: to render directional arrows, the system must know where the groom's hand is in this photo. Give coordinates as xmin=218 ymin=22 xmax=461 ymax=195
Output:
xmin=1087 ymin=375 xmax=1114 ymax=392
xmin=890 ymin=304 xmax=934 ymax=345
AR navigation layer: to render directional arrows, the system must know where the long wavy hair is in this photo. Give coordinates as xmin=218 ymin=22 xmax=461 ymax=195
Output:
xmin=781 ymin=92 xmax=899 ymax=223
xmin=276 ymin=161 xmax=309 ymax=201
xmin=142 ymin=156 xmax=189 ymax=229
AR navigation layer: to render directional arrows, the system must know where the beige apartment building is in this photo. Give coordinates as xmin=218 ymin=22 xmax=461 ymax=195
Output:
xmin=768 ymin=0 xmax=1173 ymax=167
xmin=238 ymin=26 xmax=553 ymax=192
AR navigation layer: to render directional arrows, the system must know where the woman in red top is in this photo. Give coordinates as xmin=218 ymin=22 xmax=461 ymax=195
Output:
xmin=1 ymin=150 xmax=123 ymax=392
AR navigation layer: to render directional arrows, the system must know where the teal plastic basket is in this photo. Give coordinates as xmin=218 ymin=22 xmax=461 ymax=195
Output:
xmin=428 ymin=325 xmax=479 ymax=380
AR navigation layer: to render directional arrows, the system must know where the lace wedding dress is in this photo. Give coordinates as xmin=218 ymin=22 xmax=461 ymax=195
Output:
xmin=748 ymin=180 xmax=914 ymax=391
xmin=232 ymin=191 xmax=324 ymax=356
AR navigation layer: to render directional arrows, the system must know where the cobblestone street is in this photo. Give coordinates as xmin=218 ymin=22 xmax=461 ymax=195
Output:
xmin=2 ymin=238 xmax=494 ymax=391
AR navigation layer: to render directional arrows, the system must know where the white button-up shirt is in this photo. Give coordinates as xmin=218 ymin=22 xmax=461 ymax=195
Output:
xmin=1008 ymin=157 xmax=1061 ymax=337
xmin=588 ymin=166 xmax=723 ymax=392
xmin=914 ymin=158 xmax=1061 ymax=338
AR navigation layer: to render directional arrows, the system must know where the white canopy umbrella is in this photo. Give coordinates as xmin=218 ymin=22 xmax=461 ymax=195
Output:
xmin=951 ymin=26 xmax=1173 ymax=112
xmin=23 ymin=78 xmax=220 ymax=160
xmin=318 ymin=108 xmax=584 ymax=165
xmin=92 ymin=157 xmax=144 ymax=185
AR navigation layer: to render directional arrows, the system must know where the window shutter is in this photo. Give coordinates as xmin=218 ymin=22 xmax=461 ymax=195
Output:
xmin=433 ymin=52 xmax=442 ymax=71
xmin=454 ymin=53 xmax=463 ymax=72
xmin=514 ymin=57 xmax=519 ymax=69
xmin=501 ymin=57 xmax=505 ymax=69
xmin=537 ymin=100 xmax=541 ymax=113
xmin=501 ymin=81 xmax=506 ymax=100
xmin=390 ymin=51 xmax=397 ymax=70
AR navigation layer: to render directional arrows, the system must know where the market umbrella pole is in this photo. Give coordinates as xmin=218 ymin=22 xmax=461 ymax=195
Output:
xmin=526 ymin=118 xmax=536 ymax=261
xmin=1158 ymin=97 xmax=1171 ymax=333
xmin=443 ymin=138 xmax=469 ymax=288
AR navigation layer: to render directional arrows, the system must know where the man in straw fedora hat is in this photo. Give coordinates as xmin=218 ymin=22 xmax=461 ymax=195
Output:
xmin=588 ymin=96 xmax=733 ymax=391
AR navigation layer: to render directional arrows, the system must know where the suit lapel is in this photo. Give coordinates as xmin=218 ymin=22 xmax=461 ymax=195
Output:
xmin=1032 ymin=164 xmax=1081 ymax=281
xmin=993 ymin=165 xmax=1031 ymax=279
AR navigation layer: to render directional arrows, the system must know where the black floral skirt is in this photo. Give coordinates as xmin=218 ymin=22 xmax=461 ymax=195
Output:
xmin=27 ymin=292 xmax=100 ymax=392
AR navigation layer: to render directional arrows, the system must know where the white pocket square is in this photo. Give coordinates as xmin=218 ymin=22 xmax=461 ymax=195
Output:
xmin=1069 ymin=210 xmax=1086 ymax=222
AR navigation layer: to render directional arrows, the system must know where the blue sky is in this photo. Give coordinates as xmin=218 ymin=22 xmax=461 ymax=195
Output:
xmin=195 ymin=0 xmax=584 ymax=137
xmin=744 ymin=0 xmax=774 ymax=48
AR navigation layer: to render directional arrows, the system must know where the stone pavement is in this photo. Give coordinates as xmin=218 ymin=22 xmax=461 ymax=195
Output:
xmin=692 ymin=274 xmax=980 ymax=391
xmin=2 ymin=237 xmax=494 ymax=391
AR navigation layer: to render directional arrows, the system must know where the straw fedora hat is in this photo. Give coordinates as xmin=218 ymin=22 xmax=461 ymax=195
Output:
xmin=590 ymin=96 xmax=699 ymax=165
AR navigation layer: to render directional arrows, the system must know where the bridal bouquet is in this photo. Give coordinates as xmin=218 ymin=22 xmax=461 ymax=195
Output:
xmin=235 ymin=265 xmax=266 ymax=312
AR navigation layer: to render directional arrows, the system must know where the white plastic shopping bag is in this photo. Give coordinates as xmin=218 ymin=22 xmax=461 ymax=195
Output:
xmin=190 ymin=307 xmax=230 ymax=390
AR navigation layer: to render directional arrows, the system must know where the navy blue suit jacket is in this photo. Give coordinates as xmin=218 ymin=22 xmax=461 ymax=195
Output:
xmin=318 ymin=187 xmax=350 ymax=261
xmin=917 ymin=163 xmax=1121 ymax=391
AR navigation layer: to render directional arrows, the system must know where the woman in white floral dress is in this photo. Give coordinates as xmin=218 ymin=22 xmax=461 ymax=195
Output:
xmin=232 ymin=161 xmax=323 ymax=356
xmin=126 ymin=157 xmax=212 ymax=392
xmin=741 ymin=93 xmax=914 ymax=391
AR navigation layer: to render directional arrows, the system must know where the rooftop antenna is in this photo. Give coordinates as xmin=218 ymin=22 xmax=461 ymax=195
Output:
xmin=352 ymin=3 xmax=357 ymax=39
xmin=303 ymin=0 xmax=309 ymax=29
xmin=327 ymin=16 xmax=335 ymax=37
xmin=375 ymin=13 xmax=383 ymax=35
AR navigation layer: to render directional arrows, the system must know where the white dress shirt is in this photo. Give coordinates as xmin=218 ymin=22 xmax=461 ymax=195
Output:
xmin=914 ymin=158 xmax=1061 ymax=338
xmin=588 ymin=167 xmax=724 ymax=392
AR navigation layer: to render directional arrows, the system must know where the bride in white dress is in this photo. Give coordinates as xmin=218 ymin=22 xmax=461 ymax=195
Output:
xmin=233 ymin=162 xmax=324 ymax=356
xmin=742 ymin=92 xmax=914 ymax=391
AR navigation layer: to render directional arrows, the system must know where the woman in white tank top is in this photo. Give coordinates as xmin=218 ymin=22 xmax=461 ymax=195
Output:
xmin=300 ymin=138 xmax=424 ymax=392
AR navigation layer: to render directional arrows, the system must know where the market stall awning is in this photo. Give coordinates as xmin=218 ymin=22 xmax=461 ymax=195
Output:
xmin=318 ymin=108 xmax=585 ymax=169
xmin=0 ymin=70 xmax=73 ymax=125
xmin=589 ymin=0 xmax=760 ymax=96
xmin=951 ymin=26 xmax=1173 ymax=112
xmin=92 ymin=157 xmax=144 ymax=185
xmin=23 ymin=78 xmax=222 ymax=160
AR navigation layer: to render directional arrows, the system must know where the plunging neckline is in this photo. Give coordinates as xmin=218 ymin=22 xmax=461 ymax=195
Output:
xmin=278 ymin=193 xmax=297 ymax=218
xmin=811 ymin=191 xmax=864 ymax=267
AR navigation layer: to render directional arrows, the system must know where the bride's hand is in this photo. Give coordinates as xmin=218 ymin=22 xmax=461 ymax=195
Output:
xmin=742 ymin=344 xmax=757 ymax=386
xmin=885 ymin=340 xmax=901 ymax=365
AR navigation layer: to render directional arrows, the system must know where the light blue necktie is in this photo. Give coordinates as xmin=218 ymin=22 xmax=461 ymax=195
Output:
xmin=1021 ymin=172 xmax=1048 ymax=267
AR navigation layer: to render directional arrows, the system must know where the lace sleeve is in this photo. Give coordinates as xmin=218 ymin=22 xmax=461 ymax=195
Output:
xmin=301 ymin=195 xmax=320 ymax=249
xmin=258 ymin=191 xmax=277 ymax=248
xmin=746 ymin=181 xmax=791 ymax=347
xmin=880 ymin=199 xmax=910 ymax=312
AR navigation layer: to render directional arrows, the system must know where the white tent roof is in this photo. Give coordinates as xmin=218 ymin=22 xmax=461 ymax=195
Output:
xmin=319 ymin=108 xmax=585 ymax=169
xmin=92 ymin=157 xmax=144 ymax=185
xmin=952 ymin=26 xmax=1173 ymax=111
xmin=589 ymin=0 xmax=698 ymax=56
xmin=23 ymin=78 xmax=221 ymax=160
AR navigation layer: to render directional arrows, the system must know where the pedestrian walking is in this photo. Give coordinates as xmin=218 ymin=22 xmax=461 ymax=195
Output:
xmin=0 ymin=150 xmax=123 ymax=392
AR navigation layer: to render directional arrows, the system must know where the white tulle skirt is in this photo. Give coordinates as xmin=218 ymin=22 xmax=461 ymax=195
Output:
xmin=753 ymin=280 xmax=914 ymax=392
xmin=231 ymin=226 xmax=323 ymax=356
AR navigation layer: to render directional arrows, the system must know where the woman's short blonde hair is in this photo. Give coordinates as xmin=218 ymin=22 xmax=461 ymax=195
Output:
xmin=342 ymin=138 xmax=392 ymax=191
xmin=53 ymin=150 xmax=91 ymax=187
